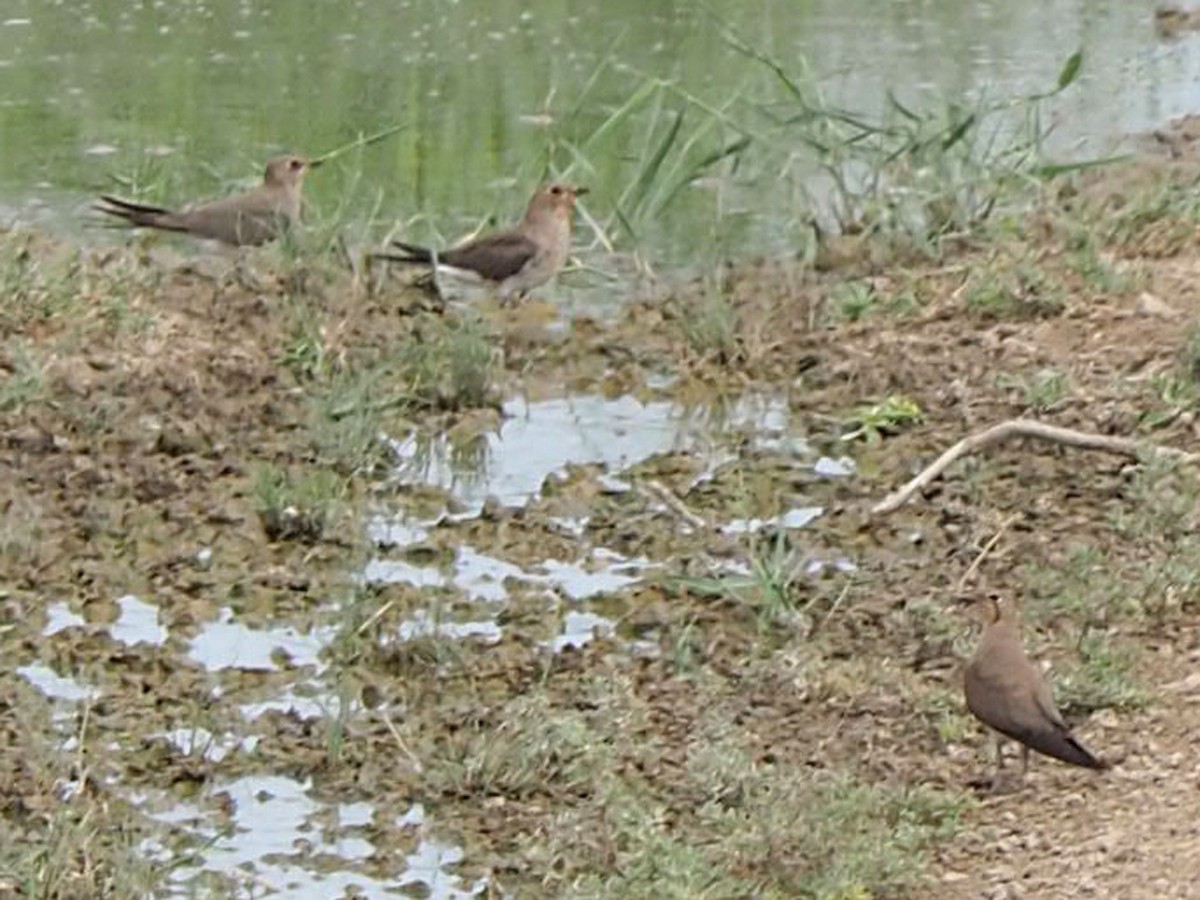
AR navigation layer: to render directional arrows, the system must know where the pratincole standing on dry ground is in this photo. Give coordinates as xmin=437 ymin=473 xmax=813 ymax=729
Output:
xmin=962 ymin=594 xmax=1109 ymax=785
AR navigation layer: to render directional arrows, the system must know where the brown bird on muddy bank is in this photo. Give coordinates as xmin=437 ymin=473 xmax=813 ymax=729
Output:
xmin=962 ymin=594 xmax=1108 ymax=780
xmin=372 ymin=182 xmax=587 ymax=301
xmin=95 ymin=154 xmax=318 ymax=247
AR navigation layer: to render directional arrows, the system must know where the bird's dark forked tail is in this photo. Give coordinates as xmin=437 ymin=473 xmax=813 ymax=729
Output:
xmin=1008 ymin=722 xmax=1110 ymax=771
xmin=94 ymin=195 xmax=181 ymax=232
xmin=1060 ymin=734 xmax=1110 ymax=771
xmin=371 ymin=240 xmax=435 ymax=265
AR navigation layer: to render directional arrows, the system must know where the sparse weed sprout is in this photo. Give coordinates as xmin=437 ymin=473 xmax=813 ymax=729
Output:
xmin=844 ymin=395 xmax=923 ymax=442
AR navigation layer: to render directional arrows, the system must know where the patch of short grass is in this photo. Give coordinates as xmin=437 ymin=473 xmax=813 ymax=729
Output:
xmin=424 ymin=691 xmax=607 ymax=798
xmin=1142 ymin=370 xmax=1200 ymax=429
xmin=672 ymin=532 xmax=823 ymax=631
xmin=1022 ymin=458 xmax=1200 ymax=643
xmin=0 ymin=493 xmax=44 ymax=567
xmin=1179 ymin=320 xmax=1200 ymax=385
xmin=963 ymin=254 xmax=1065 ymax=319
xmin=997 ymin=367 xmax=1071 ymax=414
xmin=1023 ymin=543 xmax=1140 ymax=631
xmin=1057 ymin=631 xmax=1147 ymax=713
xmin=1097 ymin=171 xmax=1200 ymax=256
xmin=905 ymin=595 xmax=973 ymax=669
xmin=0 ymin=339 xmax=49 ymax=412
xmin=737 ymin=533 xmax=812 ymax=626
xmin=543 ymin=730 xmax=967 ymax=899
xmin=916 ymin=687 xmax=975 ymax=745
xmin=0 ymin=233 xmax=165 ymax=335
xmin=452 ymin=671 xmax=975 ymax=898
xmin=0 ymin=683 xmax=167 ymax=898
xmin=670 ymin=280 xmax=741 ymax=364
xmin=305 ymin=315 xmax=496 ymax=474
xmin=95 ymin=291 xmax=156 ymax=335
xmin=843 ymin=394 xmax=923 ymax=443
xmin=1112 ymin=457 xmax=1200 ymax=620
xmin=254 ymin=464 xmax=344 ymax=542
xmin=404 ymin=315 xmax=496 ymax=412
xmin=280 ymin=300 xmax=334 ymax=382
xmin=403 ymin=638 xmax=971 ymax=897
xmin=0 ymin=234 xmax=77 ymax=325
xmin=1060 ymin=221 xmax=1134 ymax=294
xmin=1015 ymin=459 xmax=1200 ymax=715
xmin=830 ymin=279 xmax=879 ymax=322
xmin=0 ymin=798 xmax=164 ymax=899
xmin=828 ymin=278 xmax=919 ymax=322
xmin=308 ymin=368 xmax=397 ymax=476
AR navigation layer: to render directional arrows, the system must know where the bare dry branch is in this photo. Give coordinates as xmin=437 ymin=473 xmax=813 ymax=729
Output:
xmin=641 ymin=479 xmax=709 ymax=530
xmin=872 ymin=418 xmax=1199 ymax=516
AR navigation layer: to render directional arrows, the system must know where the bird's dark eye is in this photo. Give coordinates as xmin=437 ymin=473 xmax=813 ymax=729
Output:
xmin=290 ymin=159 xmax=304 ymax=170
xmin=550 ymin=185 xmax=562 ymax=195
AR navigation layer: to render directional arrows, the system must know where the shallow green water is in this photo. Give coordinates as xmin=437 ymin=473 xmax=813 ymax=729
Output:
xmin=0 ymin=1 xmax=1194 ymax=275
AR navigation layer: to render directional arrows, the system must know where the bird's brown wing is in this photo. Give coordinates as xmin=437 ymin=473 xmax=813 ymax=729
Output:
xmin=170 ymin=188 xmax=286 ymax=245
xmin=965 ymin=654 xmax=1106 ymax=769
xmin=1031 ymin=672 xmax=1070 ymax=731
xmin=442 ymin=232 xmax=537 ymax=281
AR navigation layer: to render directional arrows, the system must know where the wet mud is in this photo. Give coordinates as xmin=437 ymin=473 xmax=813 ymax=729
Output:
xmin=4 ymin=149 xmax=1200 ymax=897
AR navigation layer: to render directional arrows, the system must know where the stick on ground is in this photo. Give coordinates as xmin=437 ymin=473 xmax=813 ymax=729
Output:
xmin=872 ymin=418 xmax=1199 ymax=516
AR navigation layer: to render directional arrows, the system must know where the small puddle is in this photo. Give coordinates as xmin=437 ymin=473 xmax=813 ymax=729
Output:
xmin=16 ymin=663 xmax=96 ymax=703
xmin=365 ymin=542 xmax=652 ymax=647
xmin=806 ymin=556 xmax=858 ymax=576
xmin=189 ymin=608 xmax=332 ymax=672
xmin=814 ymin=456 xmax=856 ymax=477
xmin=397 ymin=610 xmax=504 ymax=644
xmin=156 ymin=775 xmax=397 ymax=897
xmin=154 ymin=727 xmax=258 ymax=763
xmin=722 ymin=505 xmax=824 ymax=536
xmin=239 ymin=682 xmax=330 ymax=722
xmin=537 ymin=555 xmax=644 ymax=600
xmin=394 ymin=803 xmax=488 ymax=899
xmin=43 ymin=601 xmax=85 ymax=635
xmin=365 ymin=544 xmax=651 ymax=605
xmin=547 ymin=610 xmax=615 ymax=653
xmin=139 ymin=777 xmax=486 ymax=898
xmin=43 ymin=595 xmax=169 ymax=648
xmin=111 ymin=594 xmax=169 ymax=647
xmin=395 ymin=393 xmax=792 ymax=515
xmin=366 ymin=515 xmax=430 ymax=547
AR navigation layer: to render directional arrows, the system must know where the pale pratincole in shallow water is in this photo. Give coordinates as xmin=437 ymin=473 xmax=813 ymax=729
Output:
xmin=962 ymin=594 xmax=1109 ymax=784
xmin=373 ymin=182 xmax=587 ymax=302
xmin=95 ymin=154 xmax=319 ymax=247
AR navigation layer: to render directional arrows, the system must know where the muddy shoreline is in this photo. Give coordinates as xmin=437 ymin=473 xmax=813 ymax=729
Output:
xmin=4 ymin=150 xmax=1200 ymax=897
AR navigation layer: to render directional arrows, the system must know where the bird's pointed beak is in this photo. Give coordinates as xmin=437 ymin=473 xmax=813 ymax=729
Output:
xmin=573 ymin=186 xmax=590 ymax=197
xmin=306 ymin=158 xmax=325 ymax=170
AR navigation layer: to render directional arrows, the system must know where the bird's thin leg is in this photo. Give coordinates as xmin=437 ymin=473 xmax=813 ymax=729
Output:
xmin=226 ymin=247 xmax=263 ymax=292
xmin=1020 ymin=745 xmax=1031 ymax=778
xmin=993 ymin=735 xmax=1005 ymax=772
